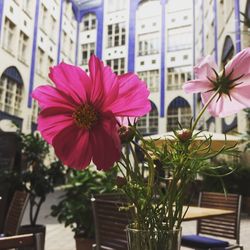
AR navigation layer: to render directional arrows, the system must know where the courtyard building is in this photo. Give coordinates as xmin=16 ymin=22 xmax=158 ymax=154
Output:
xmin=0 ymin=0 xmax=249 ymax=135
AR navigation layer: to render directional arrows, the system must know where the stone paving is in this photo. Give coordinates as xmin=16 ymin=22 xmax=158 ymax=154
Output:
xmin=21 ymin=190 xmax=250 ymax=250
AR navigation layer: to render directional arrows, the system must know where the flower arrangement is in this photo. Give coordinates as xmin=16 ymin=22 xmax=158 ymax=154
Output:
xmin=32 ymin=48 xmax=250 ymax=249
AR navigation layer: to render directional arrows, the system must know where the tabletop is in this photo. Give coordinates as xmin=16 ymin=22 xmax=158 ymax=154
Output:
xmin=183 ymin=206 xmax=235 ymax=221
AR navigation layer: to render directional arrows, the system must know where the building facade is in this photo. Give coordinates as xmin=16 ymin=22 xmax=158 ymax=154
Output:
xmin=0 ymin=0 xmax=77 ymax=133
xmin=194 ymin=0 xmax=250 ymax=134
xmin=0 ymin=0 xmax=248 ymax=136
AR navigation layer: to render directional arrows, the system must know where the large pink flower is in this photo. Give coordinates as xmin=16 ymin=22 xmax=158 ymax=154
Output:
xmin=183 ymin=48 xmax=250 ymax=117
xmin=32 ymin=55 xmax=151 ymax=170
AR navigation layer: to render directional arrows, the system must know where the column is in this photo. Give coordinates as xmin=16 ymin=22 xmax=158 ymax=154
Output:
xmin=95 ymin=4 xmax=104 ymax=58
xmin=234 ymin=0 xmax=241 ymax=53
xmin=0 ymin=0 xmax=4 ymax=39
xmin=213 ymin=0 xmax=218 ymax=63
xmin=127 ymin=0 xmax=140 ymax=72
xmin=27 ymin=0 xmax=40 ymax=108
xmin=160 ymin=0 xmax=166 ymax=118
xmin=57 ymin=0 xmax=64 ymax=64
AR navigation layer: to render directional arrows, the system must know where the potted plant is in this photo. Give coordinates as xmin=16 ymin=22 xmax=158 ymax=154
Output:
xmin=19 ymin=133 xmax=58 ymax=250
xmin=51 ymin=166 xmax=117 ymax=250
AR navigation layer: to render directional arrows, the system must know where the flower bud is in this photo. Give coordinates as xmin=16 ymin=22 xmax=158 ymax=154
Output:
xmin=118 ymin=125 xmax=135 ymax=143
xmin=176 ymin=129 xmax=192 ymax=142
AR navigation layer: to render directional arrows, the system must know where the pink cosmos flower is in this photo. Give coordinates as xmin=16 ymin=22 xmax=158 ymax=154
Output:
xmin=183 ymin=48 xmax=250 ymax=117
xmin=32 ymin=55 xmax=151 ymax=170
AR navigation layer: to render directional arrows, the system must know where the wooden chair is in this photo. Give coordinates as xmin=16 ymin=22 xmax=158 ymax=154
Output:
xmin=91 ymin=193 xmax=131 ymax=250
xmin=181 ymin=192 xmax=243 ymax=249
xmin=0 ymin=233 xmax=42 ymax=250
xmin=3 ymin=190 xmax=29 ymax=237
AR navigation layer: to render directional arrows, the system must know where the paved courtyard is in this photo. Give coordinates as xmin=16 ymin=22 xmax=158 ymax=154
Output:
xmin=22 ymin=190 xmax=250 ymax=250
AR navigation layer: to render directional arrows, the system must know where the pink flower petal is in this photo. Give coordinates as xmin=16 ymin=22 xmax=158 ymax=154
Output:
xmin=91 ymin=113 xmax=121 ymax=170
xmin=52 ymin=126 xmax=92 ymax=170
xmin=88 ymin=55 xmax=105 ymax=108
xmin=183 ymin=79 xmax=214 ymax=94
xmin=107 ymin=73 xmax=151 ymax=117
xmin=230 ymin=84 xmax=250 ymax=108
xmin=32 ymin=85 xmax=77 ymax=110
xmin=194 ymin=55 xmax=218 ymax=80
xmin=225 ymin=48 xmax=250 ymax=79
xmin=37 ymin=107 xmax=74 ymax=144
xmin=49 ymin=62 xmax=91 ymax=104
xmin=102 ymin=66 xmax=119 ymax=107
xmin=116 ymin=117 xmax=138 ymax=126
xmin=201 ymin=92 xmax=245 ymax=118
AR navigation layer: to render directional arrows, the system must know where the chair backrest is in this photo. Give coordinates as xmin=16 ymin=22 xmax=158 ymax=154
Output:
xmin=197 ymin=192 xmax=242 ymax=243
xmin=92 ymin=193 xmax=131 ymax=250
xmin=3 ymin=190 xmax=29 ymax=236
xmin=0 ymin=233 xmax=42 ymax=250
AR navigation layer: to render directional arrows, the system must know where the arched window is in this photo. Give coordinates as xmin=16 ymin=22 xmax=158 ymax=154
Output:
xmin=167 ymin=97 xmax=192 ymax=131
xmin=221 ymin=36 xmax=234 ymax=67
xmin=137 ymin=101 xmax=158 ymax=135
xmin=0 ymin=67 xmax=23 ymax=116
xmin=241 ymin=0 xmax=250 ymax=28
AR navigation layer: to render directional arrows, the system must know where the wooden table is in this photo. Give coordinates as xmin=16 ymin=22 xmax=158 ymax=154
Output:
xmin=183 ymin=206 xmax=235 ymax=221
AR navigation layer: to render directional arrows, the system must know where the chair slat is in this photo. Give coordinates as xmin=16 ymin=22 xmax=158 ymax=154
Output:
xmin=4 ymin=190 xmax=29 ymax=236
xmin=197 ymin=192 xmax=241 ymax=241
xmin=92 ymin=193 xmax=130 ymax=250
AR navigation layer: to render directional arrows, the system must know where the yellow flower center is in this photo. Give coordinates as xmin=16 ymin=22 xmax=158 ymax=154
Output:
xmin=72 ymin=104 xmax=98 ymax=129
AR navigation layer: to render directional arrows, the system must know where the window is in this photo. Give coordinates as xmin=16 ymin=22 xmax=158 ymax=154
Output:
xmin=81 ymin=43 xmax=95 ymax=65
xmin=83 ymin=14 xmax=96 ymax=31
xmin=31 ymin=100 xmax=39 ymax=123
xmin=138 ymin=36 xmax=159 ymax=56
xmin=106 ymin=58 xmax=125 ymax=75
xmin=137 ymin=103 xmax=158 ymax=134
xmin=107 ymin=0 xmax=126 ymax=12
xmin=62 ymin=31 xmax=67 ymax=53
xmin=138 ymin=70 xmax=159 ymax=92
xmin=0 ymin=75 xmax=23 ymax=116
xmin=170 ymin=57 xmax=175 ymax=62
xmin=107 ymin=22 xmax=126 ymax=48
xmin=168 ymin=31 xmax=192 ymax=51
xmin=183 ymin=54 xmax=188 ymax=60
xmin=69 ymin=39 xmax=74 ymax=62
xmin=48 ymin=56 xmax=54 ymax=66
xmin=40 ymin=4 xmax=47 ymax=30
xmin=23 ymin=0 xmax=31 ymax=13
xmin=3 ymin=18 xmax=15 ymax=53
xmin=36 ymin=48 xmax=44 ymax=76
xmin=167 ymin=98 xmax=192 ymax=131
xmin=167 ymin=71 xmax=191 ymax=90
xmin=18 ymin=31 xmax=29 ymax=63
xmin=50 ymin=15 xmax=56 ymax=41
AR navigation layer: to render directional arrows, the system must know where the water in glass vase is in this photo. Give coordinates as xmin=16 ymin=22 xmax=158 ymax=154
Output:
xmin=126 ymin=224 xmax=182 ymax=250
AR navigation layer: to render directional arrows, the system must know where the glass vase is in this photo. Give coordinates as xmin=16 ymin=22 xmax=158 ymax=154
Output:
xmin=126 ymin=224 xmax=181 ymax=250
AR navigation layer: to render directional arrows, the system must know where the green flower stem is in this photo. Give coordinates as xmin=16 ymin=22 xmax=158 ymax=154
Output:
xmin=128 ymin=142 xmax=141 ymax=180
xmin=191 ymin=88 xmax=221 ymax=131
